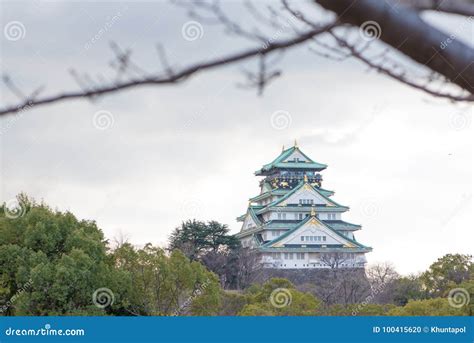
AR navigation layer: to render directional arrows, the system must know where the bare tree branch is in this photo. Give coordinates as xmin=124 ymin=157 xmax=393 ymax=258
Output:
xmin=0 ymin=23 xmax=336 ymax=116
xmin=329 ymin=32 xmax=474 ymax=102
xmin=1 ymin=0 xmax=473 ymax=117
xmin=398 ymin=0 xmax=474 ymax=16
xmin=315 ymin=0 xmax=474 ymax=93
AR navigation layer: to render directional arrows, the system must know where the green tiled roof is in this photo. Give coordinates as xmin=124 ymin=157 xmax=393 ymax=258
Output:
xmin=249 ymin=207 xmax=262 ymax=226
xmin=236 ymin=206 xmax=263 ymax=223
xmin=262 ymin=220 xmax=299 ymax=229
xmin=262 ymin=215 xmax=370 ymax=249
xmin=324 ymin=220 xmax=361 ymax=231
xmin=249 ymin=189 xmax=289 ymax=202
xmin=319 ymin=188 xmax=334 ymax=197
xmin=255 ymin=180 xmax=348 ymax=215
xmin=255 ymin=146 xmax=327 ymax=175
xmin=249 ymin=187 xmax=334 ymax=202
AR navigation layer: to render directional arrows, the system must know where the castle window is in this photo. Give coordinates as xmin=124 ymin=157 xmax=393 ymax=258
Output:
xmin=323 ymin=236 xmax=326 ymax=242
xmin=301 ymin=236 xmax=304 ymax=241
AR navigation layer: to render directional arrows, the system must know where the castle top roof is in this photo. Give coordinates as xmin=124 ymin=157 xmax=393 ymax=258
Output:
xmin=255 ymin=145 xmax=327 ymax=176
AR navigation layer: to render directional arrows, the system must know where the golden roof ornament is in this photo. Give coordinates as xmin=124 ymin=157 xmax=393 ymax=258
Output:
xmin=304 ymin=174 xmax=308 ymax=183
xmin=294 ymin=139 xmax=298 ymax=147
xmin=282 ymin=145 xmax=285 ymax=152
xmin=310 ymin=206 xmax=316 ymax=217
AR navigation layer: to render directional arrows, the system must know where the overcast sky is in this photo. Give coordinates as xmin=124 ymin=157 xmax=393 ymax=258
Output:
xmin=1 ymin=0 xmax=472 ymax=275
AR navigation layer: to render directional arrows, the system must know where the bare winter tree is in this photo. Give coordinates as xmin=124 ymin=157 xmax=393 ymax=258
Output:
xmin=233 ymin=248 xmax=263 ymax=290
xmin=1 ymin=0 xmax=473 ymax=117
xmin=366 ymin=262 xmax=399 ymax=288
xmin=305 ymin=253 xmax=371 ymax=305
xmin=365 ymin=262 xmax=401 ymax=304
xmin=319 ymin=252 xmax=351 ymax=269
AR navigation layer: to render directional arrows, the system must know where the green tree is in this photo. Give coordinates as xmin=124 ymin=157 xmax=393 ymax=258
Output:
xmin=169 ymin=220 xmax=247 ymax=289
xmin=327 ymin=303 xmax=395 ymax=316
xmin=387 ymin=298 xmax=467 ymax=316
xmin=456 ymin=279 xmax=474 ymax=316
xmin=169 ymin=220 xmax=240 ymax=260
xmin=218 ymin=290 xmax=247 ymax=316
xmin=391 ymin=275 xmax=426 ymax=306
xmin=0 ymin=194 xmax=117 ymax=315
xmin=420 ymin=254 xmax=472 ymax=297
xmin=111 ymin=243 xmax=221 ymax=316
xmin=239 ymin=278 xmax=321 ymax=316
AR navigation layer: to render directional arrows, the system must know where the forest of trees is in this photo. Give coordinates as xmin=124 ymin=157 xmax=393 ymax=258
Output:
xmin=1 ymin=194 xmax=472 ymax=316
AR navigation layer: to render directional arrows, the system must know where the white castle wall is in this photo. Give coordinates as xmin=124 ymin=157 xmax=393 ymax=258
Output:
xmin=261 ymin=252 xmax=367 ymax=269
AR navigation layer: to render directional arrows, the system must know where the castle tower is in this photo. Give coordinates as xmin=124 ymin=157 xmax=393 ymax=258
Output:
xmin=236 ymin=143 xmax=371 ymax=269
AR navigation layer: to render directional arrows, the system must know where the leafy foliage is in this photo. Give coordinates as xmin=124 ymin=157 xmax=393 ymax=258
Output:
xmin=387 ymin=298 xmax=467 ymax=316
xmin=327 ymin=303 xmax=396 ymax=316
xmin=1 ymin=194 xmax=472 ymax=317
xmin=109 ymin=244 xmax=221 ymax=316
xmin=420 ymin=254 xmax=472 ymax=297
xmin=169 ymin=220 xmax=240 ymax=260
xmin=239 ymin=278 xmax=321 ymax=316
xmin=0 ymin=194 xmax=115 ymax=315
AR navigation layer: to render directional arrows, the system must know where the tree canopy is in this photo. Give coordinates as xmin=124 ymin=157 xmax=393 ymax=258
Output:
xmin=1 ymin=194 xmax=472 ymax=317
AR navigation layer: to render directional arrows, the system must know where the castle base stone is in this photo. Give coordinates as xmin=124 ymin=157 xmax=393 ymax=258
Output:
xmin=253 ymin=268 xmax=367 ymax=286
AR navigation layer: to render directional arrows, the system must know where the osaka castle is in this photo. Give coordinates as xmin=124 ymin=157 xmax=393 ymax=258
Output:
xmin=236 ymin=142 xmax=371 ymax=269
